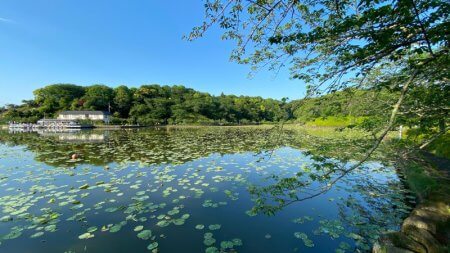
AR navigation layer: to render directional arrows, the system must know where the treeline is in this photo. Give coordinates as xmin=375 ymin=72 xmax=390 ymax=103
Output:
xmin=1 ymin=84 xmax=400 ymax=126
xmin=291 ymin=90 xmax=392 ymax=121
xmin=0 ymin=84 xmax=289 ymax=125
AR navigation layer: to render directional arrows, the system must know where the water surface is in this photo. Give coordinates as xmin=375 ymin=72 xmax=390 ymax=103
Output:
xmin=0 ymin=127 xmax=413 ymax=252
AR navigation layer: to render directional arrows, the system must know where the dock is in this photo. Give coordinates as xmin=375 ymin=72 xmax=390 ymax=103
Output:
xmin=9 ymin=119 xmax=93 ymax=130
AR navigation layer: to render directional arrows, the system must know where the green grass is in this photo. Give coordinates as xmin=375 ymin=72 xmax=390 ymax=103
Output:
xmin=285 ymin=124 xmax=369 ymax=139
xmin=404 ymin=129 xmax=450 ymax=159
xmin=427 ymin=132 xmax=450 ymax=159
xmin=304 ymin=116 xmax=366 ymax=127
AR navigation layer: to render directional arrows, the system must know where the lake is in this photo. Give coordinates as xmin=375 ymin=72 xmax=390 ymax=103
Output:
xmin=0 ymin=127 xmax=413 ymax=253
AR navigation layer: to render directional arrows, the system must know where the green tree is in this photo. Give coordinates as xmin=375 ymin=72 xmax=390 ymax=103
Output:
xmin=82 ymin=85 xmax=114 ymax=110
xmin=190 ymin=0 xmax=448 ymax=130
xmin=188 ymin=0 xmax=450 ymax=213
xmin=113 ymin=85 xmax=133 ymax=117
xmin=33 ymin=84 xmax=85 ymax=114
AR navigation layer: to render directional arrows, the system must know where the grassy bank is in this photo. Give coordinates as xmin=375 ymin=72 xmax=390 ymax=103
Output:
xmin=303 ymin=116 xmax=366 ymax=127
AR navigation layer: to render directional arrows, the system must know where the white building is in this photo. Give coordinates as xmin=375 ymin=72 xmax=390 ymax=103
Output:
xmin=57 ymin=111 xmax=111 ymax=123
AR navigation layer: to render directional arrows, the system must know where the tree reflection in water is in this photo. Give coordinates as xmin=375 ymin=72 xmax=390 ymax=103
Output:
xmin=0 ymin=127 xmax=411 ymax=252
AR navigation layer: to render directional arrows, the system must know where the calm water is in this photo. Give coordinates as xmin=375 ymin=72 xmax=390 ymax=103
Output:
xmin=0 ymin=127 xmax=413 ymax=253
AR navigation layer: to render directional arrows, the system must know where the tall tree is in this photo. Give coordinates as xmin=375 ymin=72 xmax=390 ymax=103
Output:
xmin=190 ymin=0 xmax=449 ymax=143
xmin=113 ymin=85 xmax=133 ymax=117
xmin=33 ymin=84 xmax=85 ymax=114
xmin=82 ymin=85 xmax=114 ymax=111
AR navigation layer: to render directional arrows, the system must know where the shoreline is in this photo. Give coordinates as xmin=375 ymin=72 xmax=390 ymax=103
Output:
xmin=373 ymin=150 xmax=449 ymax=253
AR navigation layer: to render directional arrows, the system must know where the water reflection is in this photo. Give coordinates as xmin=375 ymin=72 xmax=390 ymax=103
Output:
xmin=37 ymin=131 xmax=107 ymax=143
xmin=0 ymin=127 xmax=412 ymax=253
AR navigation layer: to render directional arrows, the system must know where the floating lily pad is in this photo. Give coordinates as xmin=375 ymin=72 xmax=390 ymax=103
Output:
xmin=79 ymin=184 xmax=89 ymax=190
xmin=136 ymin=191 xmax=146 ymax=196
xmin=78 ymin=232 xmax=94 ymax=240
xmin=109 ymin=224 xmax=122 ymax=233
xmin=137 ymin=230 xmax=152 ymax=240
xmin=3 ymin=230 xmax=22 ymax=240
xmin=30 ymin=232 xmax=44 ymax=238
xmin=204 ymin=237 xmax=216 ymax=246
xmin=105 ymin=207 xmax=118 ymax=213
xmin=0 ymin=215 xmax=12 ymax=222
xmin=168 ymin=209 xmax=180 ymax=216
xmin=195 ymin=224 xmax=205 ymax=230
xmin=147 ymin=242 xmax=158 ymax=250
xmin=156 ymin=220 xmax=170 ymax=227
xmin=134 ymin=225 xmax=144 ymax=232
xmin=173 ymin=219 xmax=185 ymax=225
xmin=220 ymin=240 xmax=234 ymax=249
xmin=232 ymin=238 xmax=243 ymax=246
xmin=87 ymin=226 xmax=97 ymax=233
xmin=208 ymin=224 xmax=221 ymax=230
xmin=205 ymin=246 xmax=219 ymax=253
xmin=294 ymin=232 xmax=314 ymax=247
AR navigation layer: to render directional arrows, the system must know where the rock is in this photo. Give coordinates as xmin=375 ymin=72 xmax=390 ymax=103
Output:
xmin=383 ymin=232 xmax=427 ymax=253
xmin=372 ymin=241 xmax=415 ymax=253
xmin=411 ymin=208 xmax=447 ymax=223
xmin=402 ymin=225 xmax=441 ymax=253
xmin=419 ymin=202 xmax=450 ymax=217
xmin=402 ymin=216 xmax=437 ymax=234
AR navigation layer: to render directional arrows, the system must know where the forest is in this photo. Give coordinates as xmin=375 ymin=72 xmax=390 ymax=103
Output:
xmin=1 ymin=83 xmax=399 ymax=126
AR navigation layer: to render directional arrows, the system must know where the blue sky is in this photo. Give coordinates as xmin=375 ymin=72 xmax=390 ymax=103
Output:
xmin=0 ymin=0 xmax=306 ymax=106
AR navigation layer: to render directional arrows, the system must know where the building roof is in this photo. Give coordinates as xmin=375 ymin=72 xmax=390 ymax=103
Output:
xmin=59 ymin=111 xmax=111 ymax=115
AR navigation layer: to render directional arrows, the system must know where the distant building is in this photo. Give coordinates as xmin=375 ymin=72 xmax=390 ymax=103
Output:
xmin=57 ymin=111 xmax=111 ymax=123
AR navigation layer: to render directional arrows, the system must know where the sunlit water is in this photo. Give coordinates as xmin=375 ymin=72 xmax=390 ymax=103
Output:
xmin=0 ymin=128 xmax=413 ymax=253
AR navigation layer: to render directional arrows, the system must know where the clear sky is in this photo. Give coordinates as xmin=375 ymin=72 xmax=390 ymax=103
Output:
xmin=0 ymin=0 xmax=306 ymax=106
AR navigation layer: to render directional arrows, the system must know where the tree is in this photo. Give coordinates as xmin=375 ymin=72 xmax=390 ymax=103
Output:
xmin=33 ymin=84 xmax=85 ymax=114
xmin=188 ymin=0 xmax=449 ymax=210
xmin=189 ymin=0 xmax=448 ymax=127
xmin=82 ymin=85 xmax=114 ymax=110
xmin=113 ymin=85 xmax=133 ymax=118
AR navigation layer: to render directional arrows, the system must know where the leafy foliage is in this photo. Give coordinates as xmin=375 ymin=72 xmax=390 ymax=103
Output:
xmin=0 ymin=84 xmax=288 ymax=125
xmin=190 ymin=0 xmax=449 ymax=144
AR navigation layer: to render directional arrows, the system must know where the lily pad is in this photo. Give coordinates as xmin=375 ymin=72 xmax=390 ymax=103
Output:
xmin=137 ymin=230 xmax=152 ymax=240
xmin=3 ymin=230 xmax=22 ymax=240
xmin=294 ymin=232 xmax=314 ymax=247
xmin=79 ymin=184 xmax=89 ymax=190
xmin=220 ymin=240 xmax=234 ymax=249
xmin=134 ymin=225 xmax=144 ymax=232
xmin=78 ymin=232 xmax=94 ymax=240
xmin=147 ymin=242 xmax=158 ymax=250
xmin=87 ymin=226 xmax=97 ymax=233
xmin=205 ymin=246 xmax=219 ymax=253
xmin=208 ymin=224 xmax=221 ymax=230
xmin=156 ymin=220 xmax=171 ymax=227
xmin=204 ymin=237 xmax=216 ymax=246
xmin=30 ymin=232 xmax=44 ymax=238
xmin=0 ymin=215 xmax=12 ymax=222
xmin=109 ymin=224 xmax=122 ymax=233
xmin=195 ymin=224 xmax=205 ymax=230
xmin=173 ymin=219 xmax=185 ymax=225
